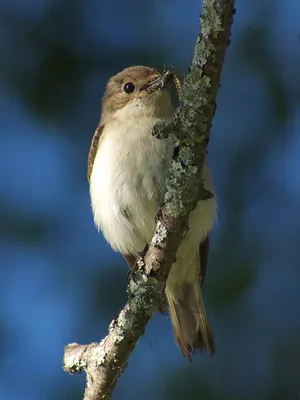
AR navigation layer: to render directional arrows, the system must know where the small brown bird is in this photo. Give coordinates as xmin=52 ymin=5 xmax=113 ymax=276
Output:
xmin=88 ymin=66 xmax=217 ymax=359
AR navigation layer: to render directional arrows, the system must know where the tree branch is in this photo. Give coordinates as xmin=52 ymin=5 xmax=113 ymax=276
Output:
xmin=63 ymin=1 xmax=235 ymax=398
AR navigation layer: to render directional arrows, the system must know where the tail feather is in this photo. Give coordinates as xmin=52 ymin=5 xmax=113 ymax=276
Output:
xmin=166 ymin=277 xmax=214 ymax=360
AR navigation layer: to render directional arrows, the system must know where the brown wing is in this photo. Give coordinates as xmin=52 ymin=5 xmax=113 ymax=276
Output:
xmin=123 ymin=253 xmax=136 ymax=269
xmin=199 ymin=235 xmax=210 ymax=285
xmin=87 ymin=124 xmax=104 ymax=182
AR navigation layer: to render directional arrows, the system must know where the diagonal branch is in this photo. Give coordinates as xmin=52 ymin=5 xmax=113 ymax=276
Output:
xmin=63 ymin=1 xmax=235 ymax=399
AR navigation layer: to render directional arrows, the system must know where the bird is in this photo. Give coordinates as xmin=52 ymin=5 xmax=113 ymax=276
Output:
xmin=88 ymin=65 xmax=217 ymax=359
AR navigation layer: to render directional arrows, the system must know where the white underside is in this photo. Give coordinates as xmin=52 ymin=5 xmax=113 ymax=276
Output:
xmin=90 ymin=99 xmax=217 ymax=302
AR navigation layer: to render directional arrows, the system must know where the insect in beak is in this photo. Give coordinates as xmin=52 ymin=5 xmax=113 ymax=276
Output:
xmin=140 ymin=75 xmax=165 ymax=94
xmin=140 ymin=69 xmax=183 ymax=102
xmin=162 ymin=69 xmax=183 ymax=101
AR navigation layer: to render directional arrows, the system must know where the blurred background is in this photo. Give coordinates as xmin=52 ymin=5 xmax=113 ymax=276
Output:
xmin=1 ymin=0 xmax=300 ymax=399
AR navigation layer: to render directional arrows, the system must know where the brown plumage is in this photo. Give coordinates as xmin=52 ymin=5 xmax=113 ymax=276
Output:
xmin=166 ymin=236 xmax=215 ymax=359
xmin=87 ymin=124 xmax=104 ymax=182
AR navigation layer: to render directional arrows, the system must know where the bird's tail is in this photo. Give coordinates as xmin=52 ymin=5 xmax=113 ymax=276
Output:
xmin=166 ymin=277 xmax=214 ymax=360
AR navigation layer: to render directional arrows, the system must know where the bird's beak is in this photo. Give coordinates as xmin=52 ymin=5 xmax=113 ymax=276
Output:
xmin=140 ymin=72 xmax=171 ymax=94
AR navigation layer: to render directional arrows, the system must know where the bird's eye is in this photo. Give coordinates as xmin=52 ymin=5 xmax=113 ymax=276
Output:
xmin=123 ymin=82 xmax=135 ymax=94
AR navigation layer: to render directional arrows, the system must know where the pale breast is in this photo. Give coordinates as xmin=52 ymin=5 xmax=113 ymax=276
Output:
xmin=90 ymin=119 xmax=173 ymax=255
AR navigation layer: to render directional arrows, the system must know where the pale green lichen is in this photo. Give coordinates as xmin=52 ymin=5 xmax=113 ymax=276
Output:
xmin=114 ymin=307 xmax=137 ymax=334
xmin=200 ymin=0 xmax=223 ymax=39
xmin=127 ymin=277 xmax=158 ymax=315
xmin=164 ymin=144 xmax=199 ymax=218
xmin=136 ymin=258 xmax=145 ymax=269
xmin=192 ymin=37 xmax=215 ymax=68
xmin=152 ymin=119 xmax=174 ymax=140
xmin=177 ymin=145 xmax=194 ymax=166
xmin=65 ymin=350 xmax=86 ymax=371
xmin=93 ymin=341 xmax=107 ymax=366
xmin=183 ymin=71 xmax=211 ymax=104
xmin=151 ymin=220 xmax=168 ymax=245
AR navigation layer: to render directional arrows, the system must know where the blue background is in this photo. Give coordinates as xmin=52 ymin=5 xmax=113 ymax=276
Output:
xmin=1 ymin=0 xmax=300 ymax=399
